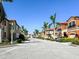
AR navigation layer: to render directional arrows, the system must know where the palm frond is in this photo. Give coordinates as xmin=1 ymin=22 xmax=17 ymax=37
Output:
xmin=3 ymin=0 xmax=13 ymax=2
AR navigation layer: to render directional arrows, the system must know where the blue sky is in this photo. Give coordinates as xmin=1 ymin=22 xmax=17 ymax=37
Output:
xmin=3 ymin=0 xmax=79 ymax=33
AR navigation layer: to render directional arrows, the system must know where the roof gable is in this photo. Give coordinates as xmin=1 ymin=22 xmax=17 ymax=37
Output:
xmin=67 ymin=16 xmax=79 ymax=22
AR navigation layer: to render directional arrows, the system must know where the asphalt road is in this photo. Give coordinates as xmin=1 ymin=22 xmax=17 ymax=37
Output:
xmin=0 ymin=38 xmax=79 ymax=59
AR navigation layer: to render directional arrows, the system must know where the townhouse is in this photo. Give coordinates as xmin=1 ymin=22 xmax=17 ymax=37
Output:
xmin=40 ymin=28 xmax=56 ymax=39
xmin=0 ymin=19 xmax=11 ymax=43
xmin=0 ymin=2 xmax=10 ymax=43
xmin=67 ymin=16 xmax=79 ymax=38
xmin=0 ymin=2 xmax=21 ymax=43
xmin=56 ymin=16 xmax=79 ymax=38
xmin=46 ymin=28 xmax=54 ymax=38
xmin=0 ymin=19 xmax=20 ymax=43
xmin=9 ymin=20 xmax=20 ymax=40
xmin=39 ymin=16 xmax=79 ymax=39
xmin=37 ymin=31 xmax=45 ymax=38
xmin=46 ymin=28 xmax=54 ymax=35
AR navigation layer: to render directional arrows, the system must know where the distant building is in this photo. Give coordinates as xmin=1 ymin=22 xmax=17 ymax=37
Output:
xmin=46 ymin=28 xmax=54 ymax=35
xmin=38 ymin=31 xmax=45 ymax=38
xmin=39 ymin=28 xmax=55 ymax=39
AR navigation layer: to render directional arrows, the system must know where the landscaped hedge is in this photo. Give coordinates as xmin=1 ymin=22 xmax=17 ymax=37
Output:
xmin=72 ymin=38 xmax=79 ymax=45
xmin=59 ymin=37 xmax=74 ymax=42
xmin=19 ymin=34 xmax=25 ymax=41
xmin=16 ymin=39 xmax=22 ymax=43
xmin=59 ymin=37 xmax=79 ymax=45
xmin=16 ymin=34 xmax=26 ymax=43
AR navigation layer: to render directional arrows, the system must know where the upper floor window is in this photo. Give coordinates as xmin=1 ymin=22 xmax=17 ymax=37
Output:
xmin=68 ymin=21 xmax=76 ymax=28
xmin=3 ymin=21 xmax=6 ymax=26
xmin=72 ymin=21 xmax=75 ymax=26
xmin=12 ymin=25 xmax=16 ymax=30
xmin=4 ymin=22 xmax=6 ymax=26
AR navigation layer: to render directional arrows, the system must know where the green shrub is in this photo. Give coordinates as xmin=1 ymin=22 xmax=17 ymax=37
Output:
xmin=2 ymin=39 xmax=10 ymax=44
xmin=59 ymin=37 xmax=79 ymax=45
xmin=45 ymin=38 xmax=54 ymax=41
xmin=46 ymin=38 xmax=51 ymax=40
xmin=16 ymin=39 xmax=22 ymax=43
xmin=37 ymin=37 xmax=44 ymax=39
xmin=25 ymin=37 xmax=29 ymax=41
xmin=59 ymin=37 xmax=74 ymax=42
xmin=72 ymin=38 xmax=79 ymax=45
xmin=19 ymin=34 xmax=25 ymax=41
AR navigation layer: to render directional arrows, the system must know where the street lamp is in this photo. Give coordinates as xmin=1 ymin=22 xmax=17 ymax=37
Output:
xmin=11 ymin=22 xmax=14 ymax=44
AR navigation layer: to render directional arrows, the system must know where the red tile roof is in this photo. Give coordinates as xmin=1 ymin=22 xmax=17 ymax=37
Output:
xmin=58 ymin=22 xmax=67 ymax=25
xmin=46 ymin=28 xmax=56 ymax=31
xmin=56 ymin=27 xmax=61 ymax=30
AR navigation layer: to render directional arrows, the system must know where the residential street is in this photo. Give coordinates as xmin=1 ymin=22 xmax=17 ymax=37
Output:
xmin=0 ymin=38 xmax=79 ymax=59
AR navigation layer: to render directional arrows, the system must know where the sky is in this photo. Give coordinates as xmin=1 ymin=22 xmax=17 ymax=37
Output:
xmin=2 ymin=0 xmax=79 ymax=33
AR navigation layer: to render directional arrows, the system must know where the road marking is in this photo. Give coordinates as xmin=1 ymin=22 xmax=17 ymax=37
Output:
xmin=0 ymin=47 xmax=17 ymax=56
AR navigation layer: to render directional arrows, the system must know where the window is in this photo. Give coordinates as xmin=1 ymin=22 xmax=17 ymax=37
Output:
xmin=11 ymin=25 xmax=14 ymax=30
xmin=2 ymin=21 xmax=6 ymax=26
xmin=68 ymin=21 xmax=75 ymax=28
xmin=68 ymin=23 xmax=71 ymax=28
xmin=72 ymin=21 xmax=75 ymax=26
xmin=11 ymin=24 xmax=16 ymax=30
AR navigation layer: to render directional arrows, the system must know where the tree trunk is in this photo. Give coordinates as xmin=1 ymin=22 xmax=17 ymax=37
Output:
xmin=53 ymin=23 xmax=56 ymax=39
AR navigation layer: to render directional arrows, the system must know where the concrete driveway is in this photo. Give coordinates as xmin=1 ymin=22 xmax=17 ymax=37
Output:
xmin=0 ymin=38 xmax=79 ymax=59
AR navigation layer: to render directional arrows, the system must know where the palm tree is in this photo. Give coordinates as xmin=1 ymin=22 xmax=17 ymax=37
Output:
xmin=0 ymin=0 xmax=13 ymax=2
xmin=35 ymin=29 xmax=39 ymax=35
xmin=43 ymin=22 xmax=48 ymax=30
xmin=47 ymin=23 xmax=53 ymax=39
xmin=48 ymin=23 xmax=52 ymax=29
xmin=21 ymin=26 xmax=24 ymax=32
xmin=42 ymin=22 xmax=48 ymax=35
xmin=50 ymin=13 xmax=56 ymax=37
xmin=0 ymin=0 xmax=13 ymax=23
xmin=34 ymin=29 xmax=39 ymax=37
xmin=42 ymin=22 xmax=49 ymax=39
xmin=56 ymin=22 xmax=60 ymax=28
xmin=23 ymin=29 xmax=28 ymax=35
xmin=21 ymin=26 xmax=28 ymax=35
